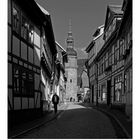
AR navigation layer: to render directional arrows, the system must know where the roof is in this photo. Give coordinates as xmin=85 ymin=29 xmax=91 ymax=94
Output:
xmin=93 ymin=25 xmax=104 ymax=41
xmin=85 ymin=25 xmax=104 ymax=53
xmin=104 ymin=4 xmax=123 ymax=34
xmin=85 ymin=40 xmax=95 ymax=53
xmin=66 ymin=47 xmax=77 ymax=56
xmin=118 ymin=0 xmax=132 ymax=37
xmin=36 ymin=2 xmax=50 ymax=15
xmin=55 ymin=41 xmax=66 ymax=53
xmin=108 ymin=5 xmax=123 ymax=14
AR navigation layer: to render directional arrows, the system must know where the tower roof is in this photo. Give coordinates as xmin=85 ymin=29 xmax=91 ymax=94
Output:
xmin=66 ymin=47 xmax=77 ymax=56
xmin=66 ymin=19 xmax=77 ymax=56
xmin=66 ymin=19 xmax=74 ymax=47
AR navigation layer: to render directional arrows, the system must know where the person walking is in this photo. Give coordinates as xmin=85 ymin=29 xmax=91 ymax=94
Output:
xmin=52 ymin=93 xmax=59 ymax=114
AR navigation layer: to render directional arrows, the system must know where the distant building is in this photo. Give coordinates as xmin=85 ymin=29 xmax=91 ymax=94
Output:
xmin=77 ymin=59 xmax=88 ymax=101
xmin=8 ymin=0 xmax=57 ymax=128
xmin=65 ymin=21 xmax=78 ymax=101
xmin=80 ymin=68 xmax=90 ymax=102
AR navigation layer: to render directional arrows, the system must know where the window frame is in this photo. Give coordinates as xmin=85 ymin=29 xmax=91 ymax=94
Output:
xmin=21 ymin=14 xmax=28 ymax=40
xmin=12 ymin=4 xmax=20 ymax=34
xmin=108 ymin=48 xmax=112 ymax=66
xmin=114 ymin=74 xmax=122 ymax=102
xmin=13 ymin=65 xmax=34 ymax=97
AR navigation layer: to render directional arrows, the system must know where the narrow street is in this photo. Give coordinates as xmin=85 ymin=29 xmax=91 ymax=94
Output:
xmin=19 ymin=103 xmax=117 ymax=139
xmin=6 ymin=0 xmax=133 ymax=139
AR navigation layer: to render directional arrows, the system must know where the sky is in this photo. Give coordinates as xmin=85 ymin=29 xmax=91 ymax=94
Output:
xmin=35 ymin=0 xmax=123 ymax=59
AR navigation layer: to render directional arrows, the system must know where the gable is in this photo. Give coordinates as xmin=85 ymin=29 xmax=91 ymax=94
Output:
xmin=104 ymin=6 xmax=114 ymax=32
xmin=104 ymin=5 xmax=123 ymax=32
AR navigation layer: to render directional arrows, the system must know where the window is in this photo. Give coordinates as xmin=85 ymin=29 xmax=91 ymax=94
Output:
xmin=12 ymin=4 xmax=35 ymax=44
xmin=13 ymin=66 xmax=34 ymax=97
xmin=119 ymin=39 xmax=124 ymax=60
xmin=114 ymin=43 xmax=119 ymax=64
xmin=13 ymin=67 xmax=20 ymax=94
xmin=28 ymin=24 xmax=34 ymax=44
xmin=98 ymin=85 xmax=100 ymax=98
xmin=124 ymin=73 xmax=127 ymax=94
xmin=114 ymin=75 xmax=122 ymax=102
xmin=114 ymin=51 xmax=117 ymax=64
xmin=108 ymin=48 xmax=112 ymax=66
xmin=99 ymin=58 xmax=103 ymax=75
xmin=12 ymin=6 xmax=20 ymax=33
xmin=105 ymin=52 xmax=108 ymax=68
xmin=21 ymin=15 xmax=28 ymax=40
xmin=125 ymin=69 xmax=132 ymax=94
xmin=101 ymin=84 xmax=106 ymax=101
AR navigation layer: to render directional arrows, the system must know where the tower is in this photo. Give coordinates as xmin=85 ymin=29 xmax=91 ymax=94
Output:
xmin=65 ymin=20 xmax=78 ymax=101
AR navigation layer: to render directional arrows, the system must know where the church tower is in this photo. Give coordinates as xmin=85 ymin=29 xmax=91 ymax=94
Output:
xmin=65 ymin=20 xmax=78 ymax=101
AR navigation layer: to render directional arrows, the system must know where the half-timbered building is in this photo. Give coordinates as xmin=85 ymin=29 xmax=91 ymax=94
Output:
xmin=117 ymin=0 xmax=132 ymax=119
xmin=55 ymin=42 xmax=67 ymax=103
xmin=8 ymin=0 xmax=57 ymax=127
xmin=95 ymin=5 xmax=124 ymax=108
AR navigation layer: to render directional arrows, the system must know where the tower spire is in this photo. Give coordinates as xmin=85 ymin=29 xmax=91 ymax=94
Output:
xmin=67 ymin=19 xmax=74 ymax=48
xmin=69 ymin=19 xmax=72 ymax=33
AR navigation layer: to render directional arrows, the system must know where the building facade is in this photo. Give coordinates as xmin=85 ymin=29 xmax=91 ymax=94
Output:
xmin=95 ymin=5 xmax=124 ymax=108
xmin=65 ymin=22 xmax=78 ymax=101
xmin=38 ymin=4 xmax=57 ymax=112
xmin=80 ymin=68 xmax=90 ymax=102
xmin=117 ymin=0 xmax=132 ymax=118
xmin=85 ymin=1 xmax=132 ymax=119
xmin=8 ymin=0 xmax=57 ymax=127
xmin=77 ymin=59 xmax=87 ymax=101
xmin=55 ymin=42 xmax=68 ymax=103
xmin=85 ymin=25 xmax=104 ymax=104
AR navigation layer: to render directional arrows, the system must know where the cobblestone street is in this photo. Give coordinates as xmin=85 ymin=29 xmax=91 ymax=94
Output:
xmin=18 ymin=103 xmax=117 ymax=138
